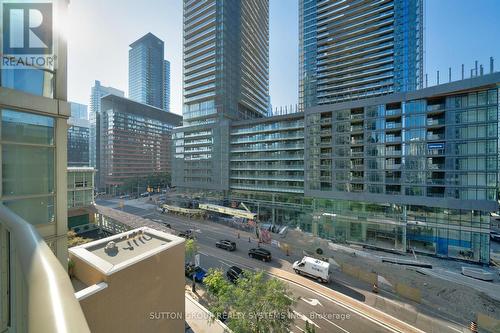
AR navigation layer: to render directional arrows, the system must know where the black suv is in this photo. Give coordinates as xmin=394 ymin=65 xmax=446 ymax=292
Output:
xmin=216 ymin=240 xmax=236 ymax=251
xmin=248 ymin=248 xmax=271 ymax=262
xmin=226 ymin=266 xmax=244 ymax=283
xmin=179 ymin=229 xmax=194 ymax=239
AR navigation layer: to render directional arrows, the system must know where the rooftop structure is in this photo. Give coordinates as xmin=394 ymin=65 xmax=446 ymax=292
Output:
xmin=69 ymin=227 xmax=185 ymax=332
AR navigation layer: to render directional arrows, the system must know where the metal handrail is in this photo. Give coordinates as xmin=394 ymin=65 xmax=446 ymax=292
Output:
xmin=0 ymin=204 xmax=90 ymax=333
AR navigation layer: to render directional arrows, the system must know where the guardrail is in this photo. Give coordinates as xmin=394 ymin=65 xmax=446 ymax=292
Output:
xmin=0 ymin=204 xmax=90 ymax=332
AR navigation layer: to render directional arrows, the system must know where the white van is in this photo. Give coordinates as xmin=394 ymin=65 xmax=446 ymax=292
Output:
xmin=292 ymin=256 xmax=330 ymax=283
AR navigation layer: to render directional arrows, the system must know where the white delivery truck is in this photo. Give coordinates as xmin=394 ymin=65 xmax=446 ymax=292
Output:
xmin=292 ymin=256 xmax=330 ymax=283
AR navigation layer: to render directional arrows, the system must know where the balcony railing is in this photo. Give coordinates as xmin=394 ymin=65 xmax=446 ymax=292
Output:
xmin=0 ymin=204 xmax=90 ymax=332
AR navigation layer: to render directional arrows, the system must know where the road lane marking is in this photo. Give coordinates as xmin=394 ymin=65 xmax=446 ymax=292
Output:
xmin=201 ymin=246 xmax=401 ymax=333
xmin=313 ymin=311 xmax=350 ymax=333
xmin=302 ymin=298 xmax=323 ymax=307
xmin=446 ymin=325 xmax=462 ymax=333
xmin=279 ymin=278 xmax=401 ymax=333
xmin=293 ymin=311 xmax=320 ymax=329
xmin=294 ymin=325 xmax=305 ymax=332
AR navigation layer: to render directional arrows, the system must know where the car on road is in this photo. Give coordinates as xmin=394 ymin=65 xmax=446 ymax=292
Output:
xmin=248 ymin=248 xmax=271 ymax=262
xmin=140 ymin=192 xmax=149 ymax=198
xmin=226 ymin=266 xmax=244 ymax=283
xmin=185 ymin=263 xmax=206 ymax=282
xmin=216 ymin=240 xmax=236 ymax=251
xmin=491 ymin=231 xmax=500 ymax=242
xmin=179 ymin=229 xmax=194 ymax=239
xmin=293 ymin=256 xmax=330 ymax=283
xmin=119 ymin=194 xmax=130 ymax=199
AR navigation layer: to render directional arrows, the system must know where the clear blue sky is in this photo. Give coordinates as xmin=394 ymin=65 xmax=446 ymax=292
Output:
xmin=67 ymin=0 xmax=500 ymax=115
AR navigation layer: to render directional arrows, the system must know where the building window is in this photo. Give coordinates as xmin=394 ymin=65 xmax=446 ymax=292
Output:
xmin=0 ymin=109 xmax=56 ymax=225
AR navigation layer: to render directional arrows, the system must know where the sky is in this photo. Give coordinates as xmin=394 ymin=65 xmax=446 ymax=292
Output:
xmin=67 ymin=0 xmax=500 ymax=116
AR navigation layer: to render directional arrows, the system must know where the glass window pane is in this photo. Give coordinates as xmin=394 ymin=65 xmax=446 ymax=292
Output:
xmin=4 ymin=196 xmax=55 ymax=225
xmin=2 ymin=110 xmax=54 ymax=145
xmin=0 ymin=69 xmax=54 ymax=98
xmin=2 ymin=145 xmax=54 ymax=196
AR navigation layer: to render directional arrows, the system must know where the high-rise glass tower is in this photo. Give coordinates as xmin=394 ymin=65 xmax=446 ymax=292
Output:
xmin=163 ymin=60 xmax=171 ymax=112
xmin=89 ymin=80 xmax=124 ymax=168
xmin=172 ymin=0 xmax=270 ymax=190
xmin=129 ymin=33 xmax=166 ymax=109
xmin=299 ymin=0 xmax=423 ymax=109
xmin=182 ymin=0 xmax=270 ymax=125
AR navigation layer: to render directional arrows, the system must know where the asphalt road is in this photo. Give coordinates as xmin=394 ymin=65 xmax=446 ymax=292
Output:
xmin=167 ymin=214 xmax=392 ymax=333
xmin=96 ymin=198 xmax=396 ymax=333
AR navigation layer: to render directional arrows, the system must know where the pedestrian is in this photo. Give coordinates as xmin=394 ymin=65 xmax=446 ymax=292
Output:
xmin=248 ymin=236 xmax=251 ymax=243
xmin=238 ymin=232 xmax=240 ymax=239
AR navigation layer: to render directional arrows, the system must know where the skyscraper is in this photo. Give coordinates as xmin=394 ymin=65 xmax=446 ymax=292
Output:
xmin=89 ymin=80 xmax=124 ymax=168
xmin=172 ymin=0 xmax=270 ymax=190
xmin=128 ymin=33 xmax=166 ymax=110
xmin=68 ymin=102 xmax=90 ymax=167
xmin=163 ymin=60 xmax=171 ymax=112
xmin=299 ymin=0 xmax=423 ymax=109
xmin=182 ymin=0 xmax=270 ymax=125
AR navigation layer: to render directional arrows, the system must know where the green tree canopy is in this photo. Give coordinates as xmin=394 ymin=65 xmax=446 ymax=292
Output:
xmin=185 ymin=238 xmax=198 ymax=263
xmin=204 ymin=269 xmax=296 ymax=333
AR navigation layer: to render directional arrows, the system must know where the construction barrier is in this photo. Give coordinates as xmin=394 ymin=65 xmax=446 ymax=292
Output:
xmin=395 ymin=283 xmax=421 ymax=303
xmin=340 ymin=263 xmax=377 ymax=285
xmin=477 ymin=313 xmax=500 ymax=333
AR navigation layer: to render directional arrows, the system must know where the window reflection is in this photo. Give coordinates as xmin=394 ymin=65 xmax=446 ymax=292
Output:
xmin=1 ymin=68 xmax=54 ymax=98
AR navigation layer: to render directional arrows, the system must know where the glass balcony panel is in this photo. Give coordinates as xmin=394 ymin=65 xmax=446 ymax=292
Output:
xmin=2 ymin=110 xmax=54 ymax=145
xmin=1 ymin=68 xmax=54 ymax=98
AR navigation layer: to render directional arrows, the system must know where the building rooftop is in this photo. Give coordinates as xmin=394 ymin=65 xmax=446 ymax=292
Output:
xmin=67 ymin=167 xmax=96 ymax=173
xmin=69 ymin=227 xmax=184 ymax=275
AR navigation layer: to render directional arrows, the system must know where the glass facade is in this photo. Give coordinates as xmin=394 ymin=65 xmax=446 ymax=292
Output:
xmin=304 ymin=85 xmax=499 ymax=263
xmin=68 ymin=102 xmax=90 ymax=167
xmin=1 ymin=68 xmax=55 ymax=98
xmin=67 ymin=168 xmax=94 ymax=209
xmin=129 ymin=33 xmax=168 ymax=110
xmin=163 ymin=60 xmax=171 ymax=112
xmin=182 ymin=0 xmax=269 ymax=125
xmin=175 ymin=0 xmax=270 ymax=190
xmin=97 ymin=95 xmax=181 ymax=192
xmin=230 ymin=115 xmax=305 ymax=193
xmin=1 ymin=109 xmax=55 ymax=225
xmin=89 ymin=81 xmax=124 ymax=168
xmin=299 ymin=0 xmax=423 ymax=109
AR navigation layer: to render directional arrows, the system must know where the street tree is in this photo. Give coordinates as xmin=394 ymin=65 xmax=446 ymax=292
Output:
xmin=204 ymin=268 xmax=296 ymax=333
xmin=185 ymin=238 xmax=198 ymax=264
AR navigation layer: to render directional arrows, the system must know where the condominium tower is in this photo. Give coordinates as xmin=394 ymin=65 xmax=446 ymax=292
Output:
xmin=299 ymin=0 xmax=424 ymax=109
xmin=172 ymin=0 xmax=270 ymax=190
xmin=129 ymin=33 xmax=170 ymax=111
xmin=182 ymin=0 xmax=269 ymax=125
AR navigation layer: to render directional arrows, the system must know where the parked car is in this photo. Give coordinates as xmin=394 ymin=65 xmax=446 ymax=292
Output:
xmin=248 ymin=248 xmax=271 ymax=262
xmin=185 ymin=263 xmax=206 ymax=282
xmin=216 ymin=240 xmax=236 ymax=251
xmin=226 ymin=265 xmax=244 ymax=283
